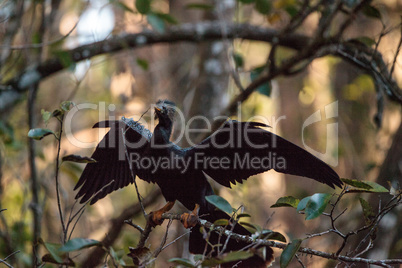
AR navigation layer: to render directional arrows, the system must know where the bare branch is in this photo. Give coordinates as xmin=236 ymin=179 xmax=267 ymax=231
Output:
xmin=389 ymin=22 xmax=402 ymax=78
xmin=141 ymin=203 xmax=402 ymax=267
xmin=81 ymin=189 xmax=161 ymax=267
xmin=0 ymin=250 xmax=20 ymax=267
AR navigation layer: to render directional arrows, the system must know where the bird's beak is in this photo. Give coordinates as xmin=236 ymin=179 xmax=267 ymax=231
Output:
xmin=154 ymin=106 xmax=161 ymax=120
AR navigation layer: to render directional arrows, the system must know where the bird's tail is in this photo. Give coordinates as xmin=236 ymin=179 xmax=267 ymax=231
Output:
xmin=189 ymin=210 xmax=274 ymax=267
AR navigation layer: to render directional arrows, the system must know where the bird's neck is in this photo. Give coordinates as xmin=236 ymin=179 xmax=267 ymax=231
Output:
xmin=153 ymin=122 xmax=172 ymax=145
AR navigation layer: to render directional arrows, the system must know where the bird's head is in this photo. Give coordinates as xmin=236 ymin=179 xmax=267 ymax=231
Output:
xmin=154 ymin=99 xmax=176 ymax=125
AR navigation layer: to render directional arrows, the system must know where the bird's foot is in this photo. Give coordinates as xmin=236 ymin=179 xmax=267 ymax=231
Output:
xmin=148 ymin=201 xmax=175 ymax=227
xmin=180 ymin=204 xmax=200 ymax=229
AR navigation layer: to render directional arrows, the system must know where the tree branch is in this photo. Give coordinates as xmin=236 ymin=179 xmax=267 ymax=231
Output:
xmin=154 ymin=213 xmax=402 ymax=267
xmin=81 ymin=189 xmax=161 ymax=268
xmin=0 ymin=22 xmax=307 ymax=93
xmin=2 ymin=21 xmax=400 ymax=120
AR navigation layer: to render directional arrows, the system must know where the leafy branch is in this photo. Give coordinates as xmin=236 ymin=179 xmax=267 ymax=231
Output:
xmin=1 ymin=21 xmax=400 ymax=112
xmin=123 ymin=179 xmax=401 ymax=267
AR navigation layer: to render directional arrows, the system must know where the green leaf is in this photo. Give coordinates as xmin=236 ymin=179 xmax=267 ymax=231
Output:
xmin=41 ymin=240 xmax=63 ymax=264
xmin=136 ymin=58 xmax=149 ymax=70
xmin=342 ymin=179 xmax=388 ymax=193
xmin=168 ymin=258 xmax=195 ymax=267
xmin=296 ymin=196 xmax=310 ymax=212
xmin=193 ymin=254 xmax=204 ymax=262
xmin=146 ymin=12 xmax=177 ymax=33
xmin=251 ymin=65 xmax=265 ymax=77
xmin=185 ymin=3 xmax=214 ymax=10
xmin=60 ymin=101 xmax=75 ymax=112
xmin=285 ymin=5 xmax=298 ymax=17
xmin=259 ymin=229 xmax=287 ymax=242
xmin=359 ymin=198 xmax=376 ymax=225
xmin=350 ymin=36 xmax=376 ymax=47
xmin=251 ymin=65 xmax=272 ymax=97
xmin=28 ymin=128 xmax=55 ymax=140
xmin=271 ymin=196 xmax=300 ymax=208
xmin=255 ymin=0 xmax=271 ymax=14
xmin=205 ymin=195 xmax=233 ymax=214
xmin=213 ymin=219 xmax=229 ymax=226
xmin=32 ymin=32 xmax=41 ymax=45
xmin=280 ymin=239 xmax=302 ymax=268
xmin=257 ymin=80 xmax=272 ymax=97
xmin=362 ymin=5 xmax=381 ymax=19
xmin=54 ymin=50 xmax=75 ymax=69
xmin=154 ymin=12 xmax=178 ymax=24
xmin=0 ymin=121 xmax=15 ymax=145
xmin=304 ymin=193 xmax=331 ymax=220
xmin=233 ymin=52 xmax=244 ymax=68
xmin=135 ymin=0 xmax=151 ymax=14
xmin=41 ymin=109 xmax=52 ymax=125
xmin=52 ymin=109 xmax=63 ymax=118
xmin=239 ymin=221 xmax=261 ymax=233
xmin=59 ymin=238 xmax=101 ymax=252
xmin=362 ymin=181 xmax=388 ymax=193
xmin=41 ymin=254 xmax=75 ymax=266
xmin=221 ymin=251 xmax=254 ymax=263
xmin=236 ymin=213 xmax=251 ymax=219
xmin=147 ymin=13 xmax=165 ymax=33
xmin=109 ymin=246 xmax=119 ymax=262
xmin=341 ymin=178 xmax=373 ymax=190
xmin=62 ymin=154 xmax=97 ymax=163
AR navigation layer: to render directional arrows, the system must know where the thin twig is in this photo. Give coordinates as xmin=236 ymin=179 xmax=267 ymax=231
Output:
xmin=335 ymin=0 xmax=372 ymax=39
xmin=55 ymin=116 xmax=66 ymax=243
xmin=295 ymin=254 xmax=306 ymax=268
xmin=161 ymin=231 xmax=191 ymax=251
xmin=0 ymin=259 xmax=13 ymax=268
xmin=152 ymin=219 xmax=173 ymax=258
xmin=389 ymin=24 xmax=402 ymax=78
xmin=66 ymin=180 xmax=114 ymax=240
xmin=3 ymin=250 xmax=20 ymax=261
xmin=0 ymin=250 xmax=20 ymax=268
xmin=0 ymin=20 xmax=78 ymax=50
xmin=150 ymin=213 xmax=402 ymax=266
xmin=137 ymin=223 xmax=153 ymax=249
xmin=125 ymin=219 xmax=145 ymax=233
xmin=27 ymin=84 xmax=41 ymax=266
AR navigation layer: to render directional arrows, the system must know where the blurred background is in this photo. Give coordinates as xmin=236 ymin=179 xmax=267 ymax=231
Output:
xmin=0 ymin=0 xmax=401 ymax=267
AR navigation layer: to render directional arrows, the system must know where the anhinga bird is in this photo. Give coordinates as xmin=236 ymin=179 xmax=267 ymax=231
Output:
xmin=74 ymin=100 xmax=342 ymax=267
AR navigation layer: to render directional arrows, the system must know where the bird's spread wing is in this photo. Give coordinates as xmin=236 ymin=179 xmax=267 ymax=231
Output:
xmin=74 ymin=118 xmax=152 ymax=204
xmin=186 ymin=120 xmax=342 ymax=188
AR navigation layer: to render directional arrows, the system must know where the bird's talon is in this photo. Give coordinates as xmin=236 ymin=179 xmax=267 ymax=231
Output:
xmin=148 ymin=201 xmax=175 ymax=227
xmin=148 ymin=212 xmax=164 ymax=227
xmin=180 ymin=213 xmax=198 ymax=228
xmin=180 ymin=204 xmax=200 ymax=228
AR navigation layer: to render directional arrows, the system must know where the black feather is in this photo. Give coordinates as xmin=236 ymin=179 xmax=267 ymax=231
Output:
xmin=74 ymin=101 xmax=342 ymax=266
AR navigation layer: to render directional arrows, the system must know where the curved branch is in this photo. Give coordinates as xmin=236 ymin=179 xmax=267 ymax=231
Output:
xmin=1 ymin=22 xmax=400 ymax=112
xmin=1 ymin=22 xmax=307 ymax=93
xmin=157 ymin=213 xmax=402 ymax=267
xmin=81 ymin=189 xmax=161 ymax=268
